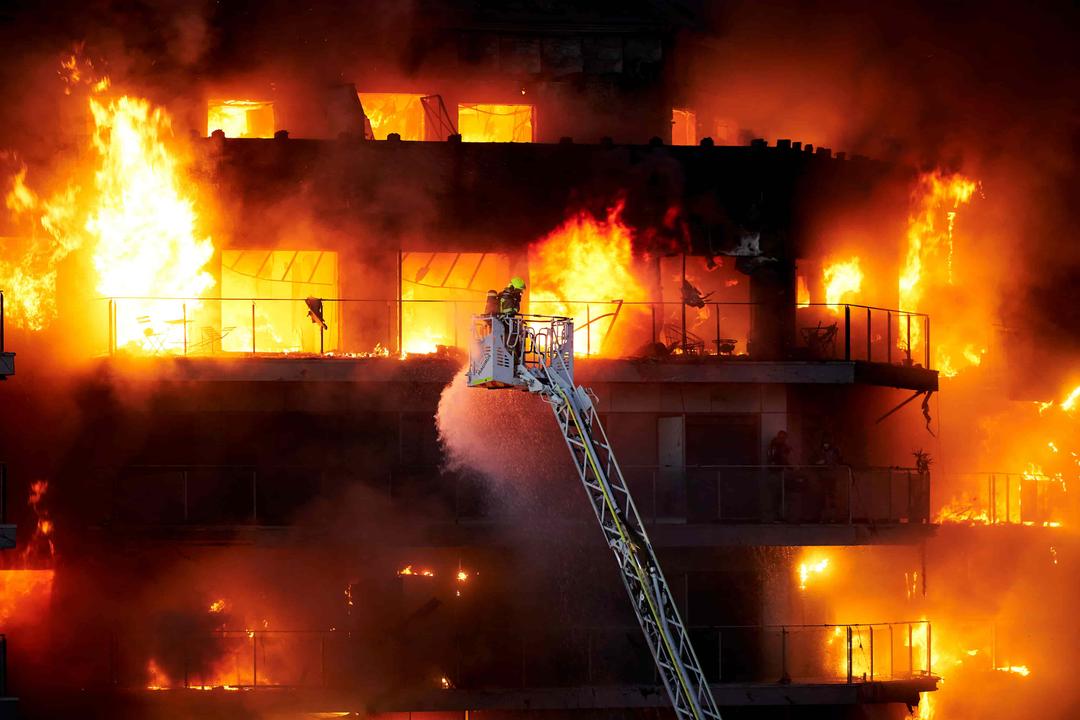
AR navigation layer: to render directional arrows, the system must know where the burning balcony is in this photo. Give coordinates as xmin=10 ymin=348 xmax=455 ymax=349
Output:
xmin=101 ymin=620 xmax=937 ymax=711
xmin=457 ymin=103 xmax=534 ymax=142
xmin=206 ymin=100 xmax=275 ymax=138
xmin=358 ymin=92 xmax=427 ymax=140
xmin=936 ymin=470 xmax=1072 ymax=527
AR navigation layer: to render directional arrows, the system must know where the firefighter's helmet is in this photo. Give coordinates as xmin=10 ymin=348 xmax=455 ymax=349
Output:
xmin=509 ymin=276 xmax=526 ymax=290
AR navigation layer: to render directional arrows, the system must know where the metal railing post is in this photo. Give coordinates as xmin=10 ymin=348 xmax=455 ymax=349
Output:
xmin=681 ymin=253 xmax=688 ymax=352
xmin=183 ymin=303 xmax=187 ymax=355
xmin=908 ymin=624 xmax=914 ymax=676
xmin=887 ymin=311 xmax=892 ymax=364
xmin=253 ymin=632 xmax=257 ymax=688
xmin=251 ymin=302 xmax=256 ymax=355
xmin=990 ymin=474 xmax=996 ymax=524
xmin=926 ymin=622 xmax=932 ymax=675
xmin=780 ymin=627 xmax=789 ymax=683
xmin=844 ymin=305 xmax=851 ymax=360
xmin=1005 ymin=473 xmax=1011 ymax=524
xmin=846 ymin=626 xmax=853 ymax=683
xmin=866 ymin=307 xmax=872 ymax=361
xmin=252 ymin=470 xmax=258 ymax=524
xmin=925 ymin=316 xmax=930 ymax=369
xmin=586 ymin=304 xmax=591 ymax=356
xmin=870 ymin=627 xmax=875 ymax=681
xmin=889 ymin=624 xmax=895 ymax=679
xmin=0 ymin=291 xmax=4 ymax=353
xmin=715 ymin=303 xmax=721 ymax=356
xmin=906 ymin=314 xmax=912 ymax=364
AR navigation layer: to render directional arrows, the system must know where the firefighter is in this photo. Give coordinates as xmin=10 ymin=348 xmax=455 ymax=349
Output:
xmin=498 ymin=277 xmax=526 ymax=316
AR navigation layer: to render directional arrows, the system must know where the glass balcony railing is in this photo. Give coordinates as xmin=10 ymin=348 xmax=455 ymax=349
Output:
xmin=936 ymin=472 xmax=1071 ymax=526
xmin=98 ymin=296 xmax=932 ymax=369
xmin=107 ymin=621 xmax=933 ymax=690
xmin=104 ymin=464 xmax=930 ymax=528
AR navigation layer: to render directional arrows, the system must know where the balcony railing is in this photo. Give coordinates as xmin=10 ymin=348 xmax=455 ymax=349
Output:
xmin=104 ymin=464 xmax=929 ymax=528
xmin=621 ymin=465 xmax=930 ymax=525
xmin=98 ymin=296 xmax=932 ymax=369
xmin=936 ymin=472 xmax=1071 ymax=526
xmin=107 ymin=621 xmax=932 ymax=690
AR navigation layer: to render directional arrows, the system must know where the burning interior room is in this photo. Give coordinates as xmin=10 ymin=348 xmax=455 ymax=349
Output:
xmin=0 ymin=1 xmax=1077 ymax=719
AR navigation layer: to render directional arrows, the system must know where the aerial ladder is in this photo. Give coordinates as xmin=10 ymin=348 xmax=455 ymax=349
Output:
xmin=467 ymin=313 xmax=722 ymax=720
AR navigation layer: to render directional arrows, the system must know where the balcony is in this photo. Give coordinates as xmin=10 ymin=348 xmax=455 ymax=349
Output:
xmin=96 ymin=296 xmax=936 ymax=391
xmin=89 ymin=622 xmax=936 ymax=712
xmin=936 ymin=471 xmax=1072 ymax=528
xmin=96 ymin=464 xmax=933 ymax=546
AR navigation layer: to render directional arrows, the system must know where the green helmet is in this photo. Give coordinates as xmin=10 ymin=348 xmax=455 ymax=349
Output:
xmin=509 ymin=276 xmax=526 ymax=290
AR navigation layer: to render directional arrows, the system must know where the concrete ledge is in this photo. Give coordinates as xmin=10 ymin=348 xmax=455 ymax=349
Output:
xmin=96 ymin=355 xmax=937 ymax=391
xmin=29 ymin=679 xmax=936 ymax=715
xmin=92 ymin=520 xmax=936 ymax=548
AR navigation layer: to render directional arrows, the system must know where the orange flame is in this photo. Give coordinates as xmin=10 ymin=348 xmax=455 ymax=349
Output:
xmin=822 ymin=256 xmax=863 ymax=311
xmin=529 ymin=203 xmax=649 ymax=355
xmin=796 ymin=275 xmax=810 ymax=308
xmin=996 ymin=665 xmax=1031 ymax=677
xmin=797 ymin=553 xmax=831 ymax=591
xmin=88 ymin=95 xmax=216 ymax=351
xmin=0 ymin=167 xmax=82 ymax=330
xmin=1061 ymin=384 xmax=1080 ymax=415
xmin=898 ymin=171 xmax=978 ymax=359
xmin=398 ymin=565 xmax=434 ymax=577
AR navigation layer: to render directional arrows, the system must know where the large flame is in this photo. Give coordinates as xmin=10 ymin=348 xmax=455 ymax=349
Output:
xmin=88 ymin=96 xmax=216 ymax=351
xmin=529 ymin=202 xmax=649 ymax=355
xmin=898 ymin=171 xmax=978 ymax=361
xmin=822 ymin=256 xmax=863 ymax=311
xmin=0 ymin=169 xmax=81 ymax=330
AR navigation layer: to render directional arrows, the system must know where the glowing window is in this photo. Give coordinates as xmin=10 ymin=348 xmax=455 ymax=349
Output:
xmin=457 ymin=104 xmax=534 ymax=142
xmin=672 ymin=108 xmax=697 ymax=146
xmin=358 ymin=93 xmax=426 ymax=140
xmin=400 ymin=252 xmax=510 ymax=354
xmin=220 ymin=250 xmax=339 ymax=353
xmin=207 ymin=100 xmax=275 ymax=138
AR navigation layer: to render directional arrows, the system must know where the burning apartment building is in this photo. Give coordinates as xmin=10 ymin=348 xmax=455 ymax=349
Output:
xmin=0 ymin=2 xmax=1077 ymax=719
